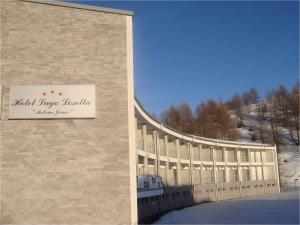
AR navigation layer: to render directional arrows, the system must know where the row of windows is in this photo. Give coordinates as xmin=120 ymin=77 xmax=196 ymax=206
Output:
xmin=138 ymin=166 xmax=275 ymax=186
xmin=138 ymin=191 xmax=192 ymax=205
xmin=136 ymin=128 xmax=274 ymax=163
xmin=138 ymin=182 xmax=277 ymax=205
xmin=137 ymin=147 xmax=272 ymax=164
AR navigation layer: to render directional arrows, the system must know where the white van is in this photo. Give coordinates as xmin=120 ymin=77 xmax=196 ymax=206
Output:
xmin=137 ymin=176 xmax=164 ymax=198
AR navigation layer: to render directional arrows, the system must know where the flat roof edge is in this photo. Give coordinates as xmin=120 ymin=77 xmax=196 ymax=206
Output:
xmin=20 ymin=0 xmax=134 ymax=16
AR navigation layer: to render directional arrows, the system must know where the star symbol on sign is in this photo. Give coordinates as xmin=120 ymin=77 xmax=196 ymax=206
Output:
xmin=58 ymin=92 xmax=63 ymax=96
xmin=50 ymin=90 xmax=55 ymax=94
xmin=42 ymin=92 xmax=47 ymax=96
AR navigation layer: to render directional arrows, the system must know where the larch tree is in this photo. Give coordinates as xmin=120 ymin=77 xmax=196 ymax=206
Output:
xmin=160 ymin=106 xmax=182 ymax=131
xmin=216 ymin=104 xmax=239 ymax=140
xmin=275 ymin=84 xmax=289 ymax=122
xmin=249 ymin=88 xmax=260 ymax=103
xmin=256 ymin=102 xmax=269 ymax=144
xmin=160 ymin=102 xmax=195 ymax=134
xmin=287 ymin=83 xmax=300 ymax=145
xmin=194 ymin=100 xmax=238 ymax=140
xmin=266 ymin=89 xmax=283 ymax=149
xmin=231 ymin=93 xmax=243 ymax=124
xmin=242 ymin=91 xmax=252 ymax=114
xmin=177 ymin=102 xmax=195 ymax=134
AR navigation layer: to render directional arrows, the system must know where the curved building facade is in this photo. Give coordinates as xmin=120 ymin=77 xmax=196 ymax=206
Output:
xmin=135 ymin=99 xmax=280 ymax=221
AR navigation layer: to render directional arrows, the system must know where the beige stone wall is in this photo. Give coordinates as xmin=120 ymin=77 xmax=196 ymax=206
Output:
xmin=1 ymin=0 xmax=136 ymax=224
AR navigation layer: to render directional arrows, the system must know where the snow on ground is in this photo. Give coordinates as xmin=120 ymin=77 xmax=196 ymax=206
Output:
xmin=153 ymin=190 xmax=300 ymax=224
xmin=278 ymin=144 xmax=300 ymax=189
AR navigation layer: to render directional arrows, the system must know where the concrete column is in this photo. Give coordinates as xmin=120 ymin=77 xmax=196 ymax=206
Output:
xmin=175 ymin=139 xmax=181 ymax=185
xmin=260 ymin=148 xmax=267 ymax=194
xmin=237 ymin=148 xmax=243 ymax=198
xmin=164 ymin=135 xmax=169 ymax=185
xmin=260 ymin=150 xmax=265 ymax=179
xmin=197 ymin=144 xmax=203 ymax=184
xmin=273 ymin=145 xmax=281 ymax=193
xmin=199 ymin=144 xmax=202 ymax=161
xmin=142 ymin=124 xmax=148 ymax=175
xmin=248 ymin=166 xmax=251 ymax=181
xmin=212 ymin=147 xmax=216 ymax=184
xmin=249 ymin=167 xmax=252 ymax=181
xmin=237 ymin=149 xmax=242 ymax=181
xmin=255 ymin=166 xmax=259 ymax=180
xmin=188 ymin=143 xmax=193 ymax=185
xmin=223 ymin=147 xmax=229 ymax=182
xmin=249 ymin=167 xmax=254 ymax=181
xmin=260 ymin=149 xmax=266 ymax=163
xmin=153 ymin=130 xmax=159 ymax=177
xmin=225 ymin=166 xmax=229 ymax=183
xmin=135 ymin=117 xmax=139 ymax=175
xmin=200 ymin=163 xmax=204 ymax=184
xmin=212 ymin=147 xmax=218 ymax=200
xmin=262 ymin=165 xmax=267 ymax=194
xmin=223 ymin=147 xmax=228 ymax=162
xmin=247 ymin=148 xmax=251 ymax=162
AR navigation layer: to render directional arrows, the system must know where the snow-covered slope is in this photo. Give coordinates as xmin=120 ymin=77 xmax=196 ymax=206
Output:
xmin=231 ymin=103 xmax=300 ymax=188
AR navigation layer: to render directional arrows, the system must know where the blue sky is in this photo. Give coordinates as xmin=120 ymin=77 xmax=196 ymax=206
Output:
xmin=70 ymin=1 xmax=299 ymax=115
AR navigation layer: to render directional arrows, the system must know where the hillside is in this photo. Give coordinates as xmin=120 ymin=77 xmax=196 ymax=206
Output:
xmin=232 ymin=102 xmax=300 ymax=189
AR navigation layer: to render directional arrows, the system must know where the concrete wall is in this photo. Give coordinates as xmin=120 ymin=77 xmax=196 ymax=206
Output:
xmin=138 ymin=180 xmax=279 ymax=222
xmin=1 ymin=1 xmax=136 ymax=224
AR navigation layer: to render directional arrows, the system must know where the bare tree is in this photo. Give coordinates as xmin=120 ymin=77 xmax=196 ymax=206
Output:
xmin=177 ymin=102 xmax=195 ymax=134
xmin=267 ymin=94 xmax=283 ymax=148
xmin=231 ymin=93 xmax=243 ymax=123
xmin=289 ymin=83 xmax=300 ymax=117
xmin=275 ymin=84 xmax=289 ymax=122
xmin=161 ymin=106 xmax=182 ymax=130
xmin=216 ymin=104 xmax=239 ymax=140
xmin=242 ymin=91 xmax=252 ymax=114
xmin=287 ymin=83 xmax=300 ymax=145
xmin=160 ymin=83 xmax=298 ymax=147
xmin=249 ymin=88 xmax=260 ymax=103
xmin=195 ymin=100 xmax=238 ymax=140
xmin=195 ymin=100 xmax=219 ymax=138
xmin=257 ymin=103 xmax=268 ymax=143
xmin=160 ymin=102 xmax=195 ymax=134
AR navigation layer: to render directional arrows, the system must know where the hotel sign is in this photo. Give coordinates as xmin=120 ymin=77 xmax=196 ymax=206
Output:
xmin=9 ymin=85 xmax=95 ymax=119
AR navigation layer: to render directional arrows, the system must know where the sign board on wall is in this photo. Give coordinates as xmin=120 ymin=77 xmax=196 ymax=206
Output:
xmin=9 ymin=85 xmax=95 ymax=119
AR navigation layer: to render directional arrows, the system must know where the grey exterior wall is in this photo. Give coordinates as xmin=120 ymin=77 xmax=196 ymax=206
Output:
xmin=1 ymin=1 xmax=135 ymax=224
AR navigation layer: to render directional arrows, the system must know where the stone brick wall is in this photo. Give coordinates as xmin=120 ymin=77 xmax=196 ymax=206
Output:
xmin=1 ymin=1 xmax=135 ymax=224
